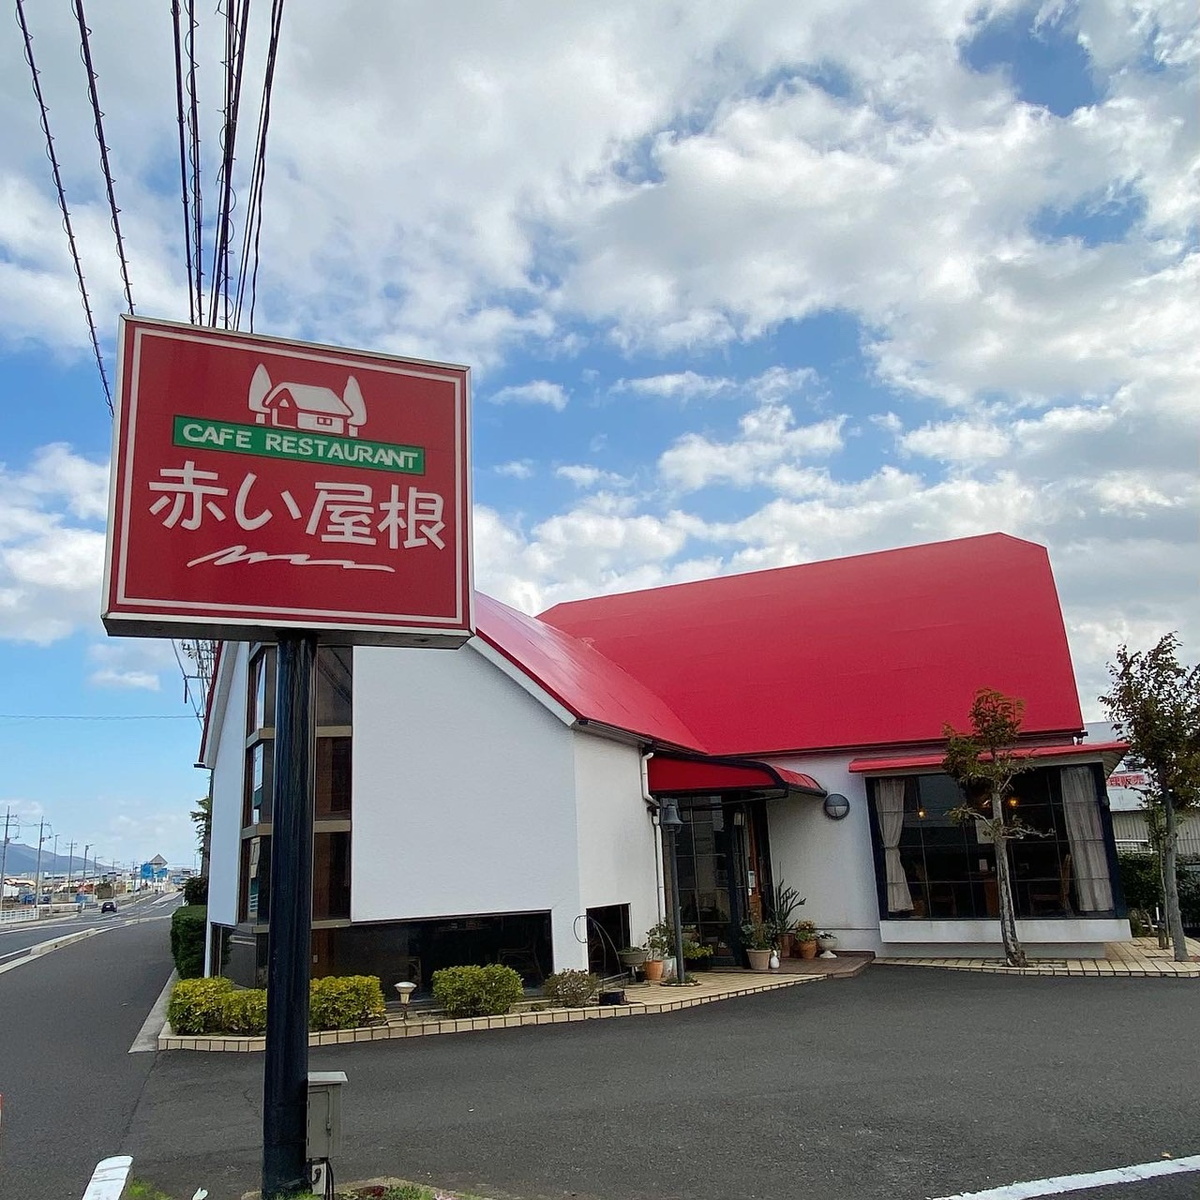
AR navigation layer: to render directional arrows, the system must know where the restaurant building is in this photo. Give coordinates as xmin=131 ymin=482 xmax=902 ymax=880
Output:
xmin=201 ymin=533 xmax=1129 ymax=988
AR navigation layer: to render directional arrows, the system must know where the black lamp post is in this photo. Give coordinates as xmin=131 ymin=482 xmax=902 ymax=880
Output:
xmin=658 ymin=799 xmax=687 ymax=985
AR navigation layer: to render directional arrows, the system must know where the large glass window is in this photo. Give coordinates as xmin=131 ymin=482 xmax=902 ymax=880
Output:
xmin=870 ymin=766 xmax=1115 ymax=920
xmin=239 ymin=645 xmax=353 ymax=930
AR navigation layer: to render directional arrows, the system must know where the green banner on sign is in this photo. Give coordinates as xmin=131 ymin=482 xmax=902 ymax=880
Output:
xmin=173 ymin=416 xmax=425 ymax=474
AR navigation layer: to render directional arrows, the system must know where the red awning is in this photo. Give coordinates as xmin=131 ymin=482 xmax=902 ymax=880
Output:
xmin=849 ymin=741 xmax=1128 ymax=775
xmin=647 ymin=755 xmax=824 ymax=797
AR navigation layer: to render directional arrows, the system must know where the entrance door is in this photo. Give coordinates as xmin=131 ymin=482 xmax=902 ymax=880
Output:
xmin=675 ymin=799 xmax=772 ymax=966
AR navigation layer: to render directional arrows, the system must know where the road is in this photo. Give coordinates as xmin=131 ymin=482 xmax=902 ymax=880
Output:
xmin=3 ymin=932 xmax=1199 ymax=1200
xmin=0 ymin=892 xmax=173 ymax=961
xmin=123 ymin=966 xmax=1200 ymax=1200
xmin=0 ymin=902 xmax=176 ymax=1199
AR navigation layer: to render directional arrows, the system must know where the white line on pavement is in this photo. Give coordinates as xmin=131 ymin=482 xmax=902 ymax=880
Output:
xmin=130 ymin=970 xmax=178 ymax=1053
xmin=81 ymin=1154 xmax=132 ymax=1200
xmin=931 ymin=1154 xmax=1200 ymax=1199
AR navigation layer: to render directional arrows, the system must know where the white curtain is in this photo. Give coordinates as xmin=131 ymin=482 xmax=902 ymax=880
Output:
xmin=876 ymin=778 xmax=914 ymax=913
xmin=1061 ymin=766 xmax=1114 ymax=913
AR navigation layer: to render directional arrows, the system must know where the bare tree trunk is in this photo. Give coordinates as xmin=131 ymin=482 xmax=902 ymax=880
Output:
xmin=992 ymin=826 xmax=1027 ymax=968
xmin=1161 ymin=786 xmax=1189 ymax=962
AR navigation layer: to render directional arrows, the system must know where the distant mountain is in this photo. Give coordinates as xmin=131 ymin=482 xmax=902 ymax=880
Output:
xmin=1 ymin=843 xmax=120 ymax=881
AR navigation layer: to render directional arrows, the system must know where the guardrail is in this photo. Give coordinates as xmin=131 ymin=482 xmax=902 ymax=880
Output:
xmin=0 ymin=908 xmax=37 ymax=924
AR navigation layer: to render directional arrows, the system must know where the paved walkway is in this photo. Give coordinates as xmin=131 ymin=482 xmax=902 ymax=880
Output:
xmin=881 ymin=935 xmax=1200 ymax=977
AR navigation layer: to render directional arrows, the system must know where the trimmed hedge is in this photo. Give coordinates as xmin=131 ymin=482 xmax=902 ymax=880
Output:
xmin=431 ymin=964 xmax=523 ymax=1017
xmin=169 ymin=905 xmax=208 ymax=979
xmin=542 ymin=969 xmax=600 ymax=1008
xmin=167 ymin=976 xmax=235 ymax=1034
xmin=309 ymin=975 xmax=386 ymax=1030
xmin=167 ymin=974 xmax=386 ymax=1036
xmin=182 ymin=875 xmax=209 ymax=906
xmin=221 ymin=988 xmax=269 ymax=1035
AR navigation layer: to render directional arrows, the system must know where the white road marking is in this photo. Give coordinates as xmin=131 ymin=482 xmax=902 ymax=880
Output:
xmin=81 ymin=1154 xmax=132 ymax=1200
xmin=130 ymin=970 xmax=178 ymax=1053
xmin=932 ymin=1154 xmax=1200 ymax=1198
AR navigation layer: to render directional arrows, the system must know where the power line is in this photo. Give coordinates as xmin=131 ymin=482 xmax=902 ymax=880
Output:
xmin=171 ymin=0 xmax=196 ymax=323
xmin=72 ymin=0 xmax=135 ymax=315
xmin=13 ymin=0 xmax=112 ymax=413
xmin=0 ymin=714 xmax=196 ymax=721
xmin=208 ymin=0 xmax=251 ymax=328
xmin=235 ymin=0 xmax=286 ymax=332
xmin=185 ymin=0 xmax=204 ymax=322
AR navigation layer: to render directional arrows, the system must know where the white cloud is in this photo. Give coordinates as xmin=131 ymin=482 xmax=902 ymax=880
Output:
xmin=495 ymin=460 xmax=535 ymax=479
xmin=0 ymin=448 xmax=109 ymax=645
xmin=900 ymin=420 xmax=1012 ymax=463
xmin=487 ymin=381 xmax=569 ymax=411
xmin=659 ymin=405 xmax=847 ymax=491
xmin=615 ymin=371 xmax=734 ymax=401
xmin=555 ymin=465 xmax=630 ymax=489
xmin=85 ymin=641 xmax=174 ymax=692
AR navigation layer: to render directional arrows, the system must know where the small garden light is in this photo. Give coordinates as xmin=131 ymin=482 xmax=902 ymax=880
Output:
xmin=394 ymin=980 xmax=417 ymax=1019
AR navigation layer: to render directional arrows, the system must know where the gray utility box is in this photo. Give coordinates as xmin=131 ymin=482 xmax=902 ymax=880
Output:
xmin=307 ymin=1071 xmax=348 ymax=1160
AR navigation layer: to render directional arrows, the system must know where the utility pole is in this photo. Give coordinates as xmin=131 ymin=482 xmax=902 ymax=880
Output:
xmin=65 ymin=841 xmax=76 ymax=893
xmin=52 ymin=834 xmax=59 ymax=893
xmin=83 ymin=844 xmax=91 ymax=897
xmin=33 ymin=819 xmax=51 ymax=915
xmin=0 ymin=809 xmax=19 ymax=912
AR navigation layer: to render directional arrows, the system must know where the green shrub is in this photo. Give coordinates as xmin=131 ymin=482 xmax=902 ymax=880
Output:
xmin=167 ymin=976 xmax=234 ymax=1034
xmin=169 ymin=905 xmax=208 ymax=978
xmin=431 ymin=964 xmax=524 ymax=1017
xmin=309 ymin=975 xmax=386 ymax=1031
xmin=182 ymin=875 xmax=209 ymax=906
xmin=1117 ymin=851 xmax=1200 ymax=926
xmin=221 ymin=988 xmax=268 ymax=1035
xmin=542 ymin=969 xmax=600 ymax=1008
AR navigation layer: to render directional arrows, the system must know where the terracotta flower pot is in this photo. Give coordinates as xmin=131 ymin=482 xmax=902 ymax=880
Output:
xmin=746 ymin=948 xmax=773 ymax=971
xmin=642 ymin=958 xmax=665 ymax=982
xmin=779 ymin=933 xmax=794 ymax=958
xmin=799 ymin=940 xmax=818 ymax=959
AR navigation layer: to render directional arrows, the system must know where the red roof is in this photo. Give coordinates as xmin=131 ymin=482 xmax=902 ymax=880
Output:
xmin=538 ymin=534 xmax=1084 ymax=756
xmin=848 ymin=741 xmax=1127 ymax=774
xmin=475 ymin=593 xmax=702 ymax=748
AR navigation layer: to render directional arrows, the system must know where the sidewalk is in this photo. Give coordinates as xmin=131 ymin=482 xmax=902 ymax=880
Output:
xmin=880 ymin=935 xmax=1200 ymax=978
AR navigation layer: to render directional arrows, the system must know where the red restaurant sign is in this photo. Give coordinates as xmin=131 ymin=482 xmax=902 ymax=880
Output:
xmin=103 ymin=317 xmax=473 ymax=645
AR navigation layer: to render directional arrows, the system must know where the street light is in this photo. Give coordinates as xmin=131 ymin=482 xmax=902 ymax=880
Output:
xmin=658 ymin=799 xmax=688 ymax=985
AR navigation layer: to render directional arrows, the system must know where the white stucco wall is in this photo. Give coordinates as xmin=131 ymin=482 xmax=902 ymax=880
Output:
xmin=573 ymin=732 xmax=661 ymax=951
xmin=206 ymin=644 xmax=248 ymax=930
xmin=352 ymin=642 xmax=584 ymax=972
xmin=765 ymin=754 xmax=884 ymax=953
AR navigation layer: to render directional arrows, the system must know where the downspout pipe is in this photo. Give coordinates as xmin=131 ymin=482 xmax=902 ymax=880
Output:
xmin=641 ymin=751 xmax=667 ymax=926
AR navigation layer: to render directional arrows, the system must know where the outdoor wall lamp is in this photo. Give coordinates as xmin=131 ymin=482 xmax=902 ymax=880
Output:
xmin=823 ymin=793 xmax=851 ymax=820
xmin=394 ymin=980 xmax=417 ymax=1020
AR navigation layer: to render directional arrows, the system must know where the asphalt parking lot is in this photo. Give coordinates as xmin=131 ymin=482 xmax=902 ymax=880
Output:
xmin=122 ymin=964 xmax=1200 ymax=1200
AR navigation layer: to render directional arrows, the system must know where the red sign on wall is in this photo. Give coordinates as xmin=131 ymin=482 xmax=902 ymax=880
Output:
xmin=103 ymin=317 xmax=473 ymax=645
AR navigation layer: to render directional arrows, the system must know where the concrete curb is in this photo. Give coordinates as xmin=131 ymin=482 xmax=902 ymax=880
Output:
xmin=158 ymin=971 xmax=824 ymax=1052
xmin=0 ymin=926 xmax=107 ymax=977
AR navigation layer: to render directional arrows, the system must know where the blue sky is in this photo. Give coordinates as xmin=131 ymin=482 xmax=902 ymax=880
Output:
xmin=1 ymin=1 xmax=1196 ymax=867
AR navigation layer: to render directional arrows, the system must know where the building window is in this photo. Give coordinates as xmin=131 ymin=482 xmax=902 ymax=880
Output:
xmin=868 ymin=766 xmax=1116 ymax=920
xmin=238 ymin=645 xmax=353 ymax=930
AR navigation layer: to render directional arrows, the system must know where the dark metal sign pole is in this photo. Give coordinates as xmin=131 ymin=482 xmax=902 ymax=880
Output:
xmin=262 ymin=632 xmax=318 ymax=1198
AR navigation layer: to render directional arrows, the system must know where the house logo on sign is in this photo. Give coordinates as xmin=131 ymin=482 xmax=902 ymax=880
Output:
xmin=248 ymin=364 xmax=367 ymax=438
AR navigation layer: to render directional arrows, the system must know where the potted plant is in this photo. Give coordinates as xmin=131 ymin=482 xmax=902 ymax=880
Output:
xmin=618 ymin=945 xmax=648 ymax=970
xmin=765 ymin=880 xmax=806 ymax=957
xmin=682 ymin=939 xmax=714 ymax=972
xmin=793 ymin=919 xmax=819 ymax=959
xmin=642 ymin=921 xmax=674 ymax=982
xmin=740 ymin=920 xmax=775 ymax=970
xmin=817 ymin=930 xmax=839 ymax=956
